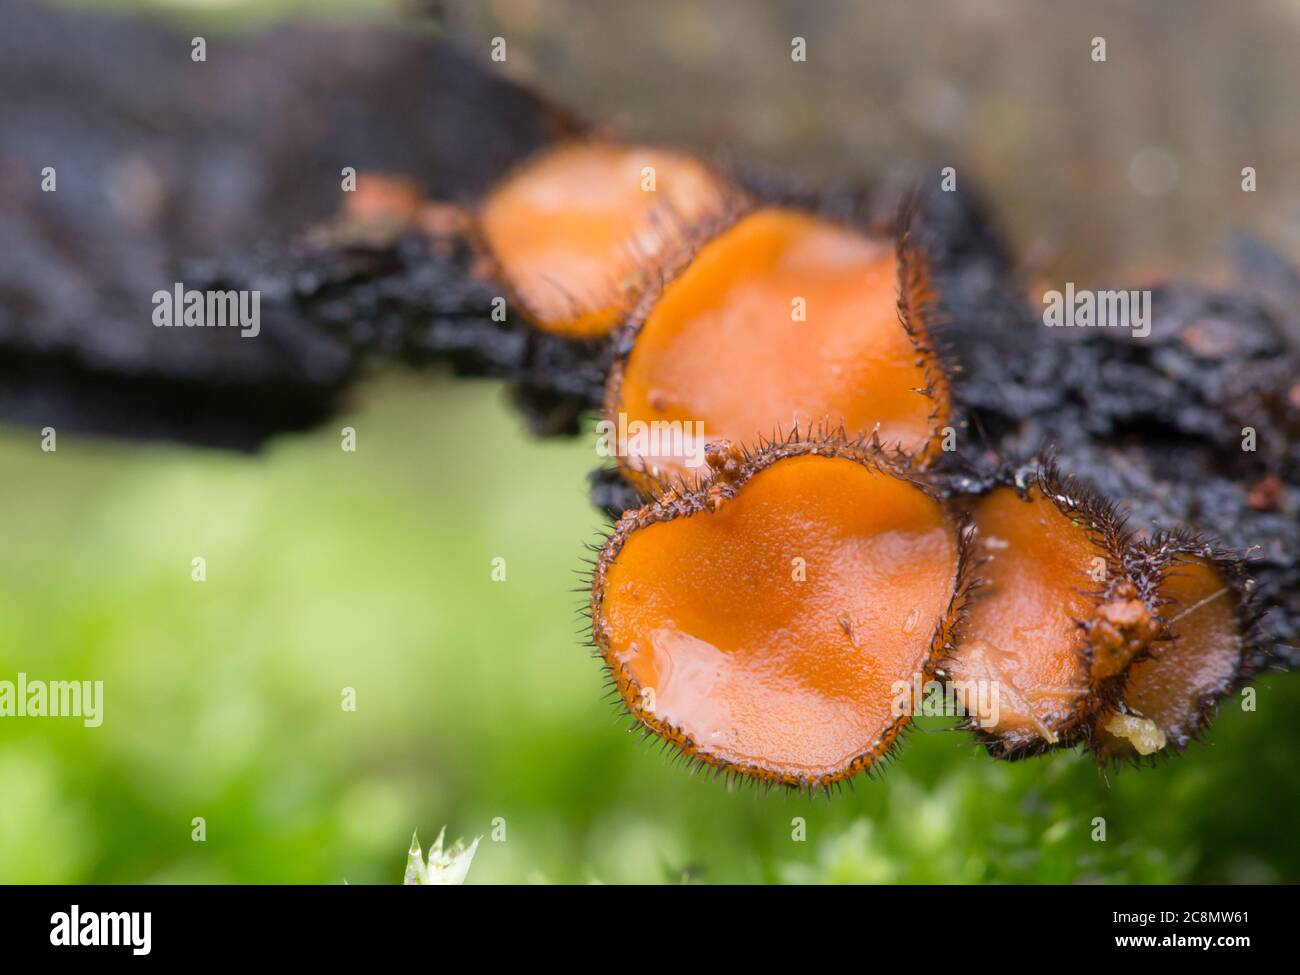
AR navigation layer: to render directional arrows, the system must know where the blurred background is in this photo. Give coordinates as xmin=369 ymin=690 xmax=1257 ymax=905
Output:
xmin=2 ymin=0 xmax=1298 ymax=883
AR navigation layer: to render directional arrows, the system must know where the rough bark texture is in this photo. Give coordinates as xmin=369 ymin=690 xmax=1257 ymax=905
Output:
xmin=928 ymin=207 xmax=1300 ymax=665
xmin=0 ymin=0 xmax=573 ymax=447
xmin=2 ymin=2 xmax=1296 ymax=660
xmin=590 ymin=185 xmax=1300 ymax=665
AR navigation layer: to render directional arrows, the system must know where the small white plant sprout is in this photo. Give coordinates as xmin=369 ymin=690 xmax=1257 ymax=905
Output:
xmin=404 ymin=827 xmax=481 ymax=885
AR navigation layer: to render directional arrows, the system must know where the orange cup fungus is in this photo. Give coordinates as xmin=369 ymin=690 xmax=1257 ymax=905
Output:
xmin=589 ymin=437 xmax=968 ymax=789
xmin=942 ymin=472 xmax=1161 ymax=757
xmin=490 ymin=139 xmax=1264 ymax=785
xmin=606 ymin=206 xmax=948 ymax=489
xmin=1093 ymin=542 xmax=1249 ymax=760
xmin=478 ymin=141 xmax=732 ymax=339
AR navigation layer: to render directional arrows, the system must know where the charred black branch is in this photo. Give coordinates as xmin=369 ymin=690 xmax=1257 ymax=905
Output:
xmin=1 ymin=2 xmax=1296 ymax=653
xmin=0 ymin=0 xmax=572 ymax=447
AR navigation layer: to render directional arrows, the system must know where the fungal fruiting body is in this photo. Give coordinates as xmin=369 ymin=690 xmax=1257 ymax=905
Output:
xmin=944 ymin=476 xmax=1160 ymax=757
xmin=515 ymin=137 xmax=1266 ymax=786
xmin=607 ymin=207 xmax=947 ymax=488
xmin=1094 ymin=546 xmax=1248 ymax=760
xmin=589 ymin=438 xmax=967 ymax=788
xmin=478 ymin=141 xmax=732 ymax=338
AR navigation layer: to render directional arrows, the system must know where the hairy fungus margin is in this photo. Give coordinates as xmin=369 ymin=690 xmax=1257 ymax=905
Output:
xmin=942 ymin=466 xmax=1162 ymax=759
xmin=588 ymin=434 xmax=971 ymax=790
xmin=1091 ymin=533 xmax=1259 ymax=762
xmin=604 ymin=204 xmax=949 ymax=491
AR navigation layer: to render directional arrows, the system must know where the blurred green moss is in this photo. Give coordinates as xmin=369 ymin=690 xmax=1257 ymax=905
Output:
xmin=10 ymin=0 xmax=1299 ymax=883
xmin=1 ymin=375 xmax=1296 ymax=884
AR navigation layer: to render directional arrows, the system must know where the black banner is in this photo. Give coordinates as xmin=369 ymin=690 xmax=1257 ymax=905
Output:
xmin=0 ymin=884 xmax=1280 ymax=961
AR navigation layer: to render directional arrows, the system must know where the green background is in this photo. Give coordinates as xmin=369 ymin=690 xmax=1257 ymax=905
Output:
xmin=5 ymin=0 xmax=1299 ymax=884
xmin=2 ymin=378 xmax=1296 ymax=883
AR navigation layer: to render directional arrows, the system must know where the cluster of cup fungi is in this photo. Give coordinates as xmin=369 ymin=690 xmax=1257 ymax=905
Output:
xmin=454 ymin=140 xmax=1261 ymax=792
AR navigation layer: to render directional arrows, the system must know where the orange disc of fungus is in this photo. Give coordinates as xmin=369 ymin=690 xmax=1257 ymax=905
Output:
xmin=1094 ymin=548 xmax=1247 ymax=760
xmin=478 ymin=141 xmax=731 ymax=338
xmin=607 ymin=207 xmax=947 ymax=488
xmin=589 ymin=439 xmax=966 ymax=788
xmin=945 ymin=475 xmax=1159 ymax=756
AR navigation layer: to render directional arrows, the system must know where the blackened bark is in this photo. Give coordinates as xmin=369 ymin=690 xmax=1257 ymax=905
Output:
xmin=0 ymin=0 xmax=571 ymax=447
xmin=1 ymin=2 xmax=1296 ymax=656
